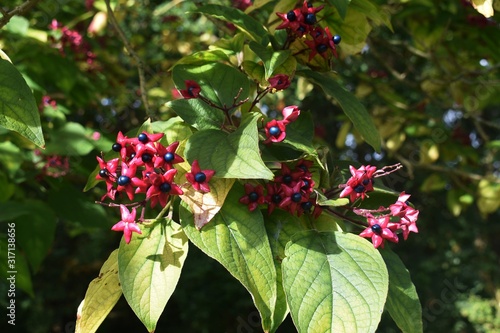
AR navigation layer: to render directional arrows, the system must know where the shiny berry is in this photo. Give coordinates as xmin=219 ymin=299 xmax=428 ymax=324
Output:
xmin=99 ymin=169 xmax=108 ymax=178
xmin=332 ymin=35 xmax=341 ymax=45
xmin=272 ymin=194 xmax=282 ymax=203
xmin=159 ymin=182 xmax=171 ymax=193
xmin=138 ymin=133 xmax=148 ymax=143
xmin=283 ymin=175 xmax=292 ymax=184
xmin=292 ymin=193 xmax=302 ymax=202
xmin=130 ymin=153 xmax=136 ymax=159
xmin=117 ymin=175 xmax=131 ymax=186
xmin=304 ymin=13 xmax=316 ymax=25
xmin=164 ymin=152 xmax=175 ymax=162
xmin=301 ymin=201 xmax=313 ymax=211
xmin=112 ymin=143 xmax=122 ymax=152
xmin=371 ymin=224 xmax=382 ymax=234
xmin=248 ymin=192 xmax=259 ymax=202
xmin=354 ymin=184 xmax=365 ymax=193
xmin=194 ymin=172 xmax=206 ymax=183
xmin=142 ymin=153 xmax=153 ymax=163
xmin=301 ymin=180 xmax=310 ymax=191
xmin=269 ymin=126 xmax=281 ymax=137
xmin=362 ymin=178 xmax=370 ymax=186
xmin=287 ymin=10 xmax=297 ymax=21
xmin=316 ymin=43 xmax=328 ymax=53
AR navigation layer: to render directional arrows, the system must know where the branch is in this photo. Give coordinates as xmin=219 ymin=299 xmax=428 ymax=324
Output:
xmin=0 ymin=0 xmax=43 ymax=29
xmin=104 ymin=0 xmax=151 ymax=117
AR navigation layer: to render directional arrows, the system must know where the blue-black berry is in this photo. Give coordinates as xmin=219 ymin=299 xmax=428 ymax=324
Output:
xmin=159 ymin=182 xmax=171 ymax=193
xmin=287 ymin=10 xmax=297 ymax=21
xmin=283 ymin=175 xmax=292 ymax=184
xmin=292 ymin=192 xmax=302 ymax=203
xmin=164 ymin=152 xmax=175 ymax=162
xmin=316 ymin=43 xmax=328 ymax=53
xmin=354 ymin=184 xmax=365 ymax=193
xmin=112 ymin=143 xmax=122 ymax=152
xmin=272 ymin=194 xmax=282 ymax=203
xmin=301 ymin=201 xmax=313 ymax=211
xmin=117 ymin=175 xmax=131 ymax=186
xmin=371 ymin=224 xmax=382 ymax=234
xmin=142 ymin=153 xmax=153 ymax=163
xmin=332 ymin=35 xmax=341 ymax=45
xmin=99 ymin=169 xmax=108 ymax=178
xmin=301 ymin=180 xmax=310 ymax=191
xmin=269 ymin=126 xmax=281 ymax=137
xmin=248 ymin=192 xmax=259 ymax=202
xmin=138 ymin=133 xmax=148 ymax=143
xmin=194 ymin=172 xmax=206 ymax=183
xmin=304 ymin=13 xmax=316 ymax=25
xmin=362 ymin=178 xmax=370 ymax=186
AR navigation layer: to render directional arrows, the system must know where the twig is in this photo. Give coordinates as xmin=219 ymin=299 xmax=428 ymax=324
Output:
xmin=104 ymin=0 xmax=151 ymax=117
xmin=0 ymin=0 xmax=43 ymax=29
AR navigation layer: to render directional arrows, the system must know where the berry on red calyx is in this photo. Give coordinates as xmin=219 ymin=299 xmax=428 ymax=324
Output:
xmin=371 ymin=224 xmax=382 ymax=234
xmin=112 ymin=143 xmax=122 ymax=152
xmin=99 ymin=169 xmax=108 ymax=178
xmin=333 ymin=34 xmax=341 ymax=45
xmin=248 ymin=192 xmax=259 ymax=202
xmin=304 ymin=13 xmax=316 ymax=25
xmin=164 ymin=152 xmax=175 ymax=162
xmin=283 ymin=175 xmax=293 ymax=184
xmin=362 ymin=178 xmax=371 ymax=186
xmin=117 ymin=175 xmax=131 ymax=185
xmin=287 ymin=10 xmax=297 ymax=21
xmin=269 ymin=126 xmax=281 ymax=137
xmin=301 ymin=201 xmax=313 ymax=211
xmin=142 ymin=153 xmax=153 ymax=163
xmin=272 ymin=194 xmax=282 ymax=203
xmin=292 ymin=193 xmax=302 ymax=202
xmin=316 ymin=43 xmax=328 ymax=53
xmin=354 ymin=184 xmax=365 ymax=193
xmin=159 ymin=182 xmax=171 ymax=193
xmin=194 ymin=172 xmax=207 ymax=183
xmin=138 ymin=133 xmax=148 ymax=143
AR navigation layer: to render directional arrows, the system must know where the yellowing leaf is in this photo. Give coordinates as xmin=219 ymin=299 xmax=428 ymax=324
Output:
xmin=472 ymin=0 xmax=494 ymax=18
xmin=180 ymin=178 xmax=235 ymax=229
xmin=76 ymin=250 xmax=122 ymax=333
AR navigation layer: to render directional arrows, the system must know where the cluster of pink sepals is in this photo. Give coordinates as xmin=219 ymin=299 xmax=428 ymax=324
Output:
xmin=95 ymin=132 xmax=215 ymax=244
xmin=340 ymin=165 xmax=420 ymax=248
xmin=49 ymin=19 xmax=96 ymax=67
xmin=276 ymin=0 xmax=341 ymax=61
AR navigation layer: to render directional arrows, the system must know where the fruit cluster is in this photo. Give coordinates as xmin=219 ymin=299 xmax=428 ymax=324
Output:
xmin=240 ymin=159 xmax=322 ymax=218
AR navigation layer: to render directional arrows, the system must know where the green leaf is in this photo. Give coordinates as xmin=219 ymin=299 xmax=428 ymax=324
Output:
xmin=118 ymin=221 xmax=189 ymax=332
xmin=264 ymin=210 xmax=307 ymax=332
xmin=172 ymin=62 xmax=250 ymax=112
xmin=281 ymin=111 xmax=317 ymax=156
xmin=325 ymin=0 xmax=351 ymax=19
xmin=298 ymin=70 xmax=381 ymax=151
xmin=196 ymin=4 xmax=269 ymax=44
xmin=173 ymin=49 xmax=230 ymax=66
xmin=0 ymin=141 xmax=23 ymax=177
xmin=14 ymin=200 xmax=57 ymax=272
xmin=180 ymin=184 xmax=277 ymax=331
xmin=243 ymin=60 xmax=266 ymax=85
xmin=0 ymin=236 xmax=34 ymax=297
xmin=45 ymin=122 xmax=95 ymax=156
xmin=350 ymin=0 xmax=393 ymax=30
xmin=0 ymin=59 xmax=44 ymax=148
xmin=76 ymin=249 xmax=122 ymax=333
xmin=249 ymin=42 xmax=292 ymax=79
xmin=380 ymin=248 xmax=423 ymax=333
xmin=5 ymin=16 xmax=30 ymax=36
xmin=151 ymin=117 xmax=193 ymax=143
xmin=165 ymin=99 xmax=225 ymax=130
xmin=185 ymin=112 xmax=274 ymax=180
xmin=282 ymin=231 xmax=388 ymax=333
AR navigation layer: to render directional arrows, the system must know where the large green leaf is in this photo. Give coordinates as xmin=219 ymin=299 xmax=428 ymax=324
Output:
xmin=282 ymin=231 xmax=388 ymax=333
xmin=14 ymin=200 xmax=57 ymax=272
xmin=185 ymin=112 xmax=274 ymax=180
xmin=249 ymin=42 xmax=292 ymax=79
xmin=76 ymin=249 xmax=122 ymax=333
xmin=0 ymin=59 xmax=44 ymax=148
xmin=196 ymin=4 xmax=269 ymax=44
xmin=44 ymin=122 xmax=95 ymax=156
xmin=118 ymin=221 xmax=189 ymax=332
xmin=165 ymin=99 xmax=225 ymax=130
xmin=180 ymin=184 xmax=278 ymax=332
xmin=151 ymin=116 xmax=193 ymax=144
xmin=380 ymin=248 xmax=423 ymax=333
xmin=172 ymin=62 xmax=250 ymax=112
xmin=350 ymin=0 xmax=393 ymax=30
xmin=264 ymin=210 xmax=307 ymax=332
xmin=325 ymin=0 xmax=351 ymax=19
xmin=298 ymin=70 xmax=381 ymax=151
